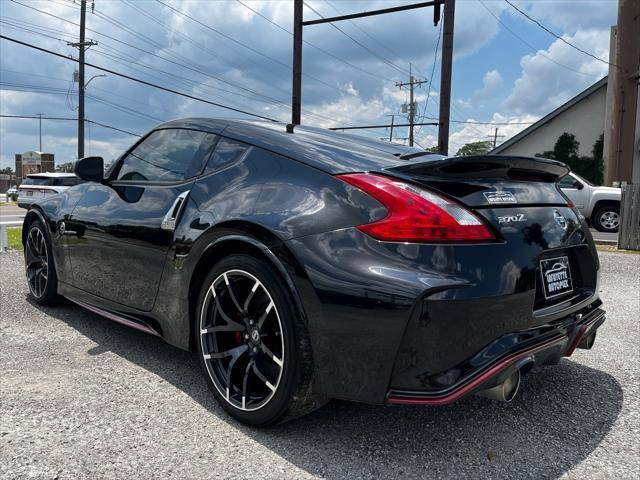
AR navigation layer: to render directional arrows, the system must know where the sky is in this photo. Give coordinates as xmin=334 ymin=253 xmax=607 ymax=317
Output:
xmin=0 ymin=0 xmax=617 ymax=169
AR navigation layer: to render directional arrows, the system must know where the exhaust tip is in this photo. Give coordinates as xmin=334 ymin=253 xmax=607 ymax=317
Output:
xmin=477 ymin=370 xmax=521 ymax=402
xmin=577 ymin=332 xmax=596 ymax=350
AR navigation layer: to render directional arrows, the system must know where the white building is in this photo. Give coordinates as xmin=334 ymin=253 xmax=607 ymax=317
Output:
xmin=491 ymin=77 xmax=608 ymax=159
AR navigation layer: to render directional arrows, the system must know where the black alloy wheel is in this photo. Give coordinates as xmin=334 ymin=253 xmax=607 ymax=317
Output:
xmin=25 ymin=220 xmax=59 ymax=305
xmin=200 ymin=268 xmax=284 ymax=411
xmin=196 ymin=254 xmax=322 ymax=426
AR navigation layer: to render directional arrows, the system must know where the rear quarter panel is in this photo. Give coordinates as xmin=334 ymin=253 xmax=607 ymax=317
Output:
xmin=24 ymin=184 xmax=90 ymax=284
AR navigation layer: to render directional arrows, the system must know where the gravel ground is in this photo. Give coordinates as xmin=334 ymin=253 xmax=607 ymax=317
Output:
xmin=1 ymin=250 xmax=639 ymax=479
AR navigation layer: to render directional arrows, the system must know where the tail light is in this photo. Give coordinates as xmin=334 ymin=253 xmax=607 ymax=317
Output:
xmin=337 ymin=173 xmax=495 ymax=242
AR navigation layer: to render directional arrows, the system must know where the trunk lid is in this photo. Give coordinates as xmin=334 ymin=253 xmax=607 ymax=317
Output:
xmin=385 ymin=154 xmax=570 ymax=207
xmin=385 ymin=155 xmax=598 ymax=312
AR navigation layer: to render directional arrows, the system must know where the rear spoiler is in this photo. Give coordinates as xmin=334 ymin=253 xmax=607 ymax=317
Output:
xmin=386 ymin=155 xmax=570 ymax=182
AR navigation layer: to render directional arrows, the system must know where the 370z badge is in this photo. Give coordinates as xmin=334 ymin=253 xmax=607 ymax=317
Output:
xmin=498 ymin=213 xmax=527 ymax=223
xmin=540 ymin=256 xmax=573 ymax=299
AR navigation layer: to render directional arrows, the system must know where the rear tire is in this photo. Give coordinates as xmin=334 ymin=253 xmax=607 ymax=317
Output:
xmin=24 ymin=219 xmax=60 ymax=305
xmin=592 ymin=205 xmax=620 ymax=232
xmin=195 ymin=254 xmax=324 ymax=426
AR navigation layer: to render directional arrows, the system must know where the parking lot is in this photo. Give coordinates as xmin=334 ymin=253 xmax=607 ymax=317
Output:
xmin=1 ymin=250 xmax=638 ymax=479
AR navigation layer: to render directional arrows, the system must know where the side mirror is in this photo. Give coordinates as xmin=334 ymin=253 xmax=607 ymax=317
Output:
xmin=572 ymin=180 xmax=583 ymax=190
xmin=74 ymin=156 xmax=104 ymax=182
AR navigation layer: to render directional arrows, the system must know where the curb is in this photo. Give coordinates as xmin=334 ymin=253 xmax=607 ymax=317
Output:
xmin=594 ymin=239 xmax=618 ymax=246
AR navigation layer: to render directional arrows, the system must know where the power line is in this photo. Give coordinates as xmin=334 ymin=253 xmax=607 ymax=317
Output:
xmin=0 ymin=81 xmax=163 ymax=123
xmin=6 ymin=1 xmax=356 ymax=128
xmin=503 ymin=0 xmax=619 ymax=69
xmin=0 ymin=114 xmax=141 ymax=136
xmin=415 ymin=17 xmax=443 ymax=137
xmin=302 ymin=1 xmax=409 ymax=77
xmin=64 ymin=0 xmax=353 ymax=125
xmin=112 ymin=0 xmax=339 ymax=123
xmin=0 ymin=34 xmax=279 ymax=122
xmin=476 ymin=0 xmax=601 ymax=77
xmin=152 ymin=0 xmax=357 ymax=98
xmin=323 ymin=0 xmax=406 ymax=63
xmin=329 ymin=122 xmax=438 ymax=131
xmin=234 ymin=0 xmax=394 ymax=83
xmin=7 ymin=0 xmax=341 ymax=123
xmin=1 ymin=68 xmax=180 ymax=118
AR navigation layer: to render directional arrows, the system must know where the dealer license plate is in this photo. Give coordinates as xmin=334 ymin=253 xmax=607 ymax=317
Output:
xmin=540 ymin=256 xmax=573 ymax=299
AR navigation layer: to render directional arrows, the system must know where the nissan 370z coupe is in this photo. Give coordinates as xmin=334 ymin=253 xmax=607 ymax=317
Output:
xmin=22 ymin=118 xmax=605 ymax=426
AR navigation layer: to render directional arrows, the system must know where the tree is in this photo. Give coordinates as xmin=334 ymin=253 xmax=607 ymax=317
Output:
xmin=535 ymin=132 xmax=604 ymax=185
xmin=425 ymin=146 xmax=440 ymax=153
xmin=1 ymin=166 xmax=14 ymax=175
xmin=55 ymin=162 xmax=75 ymax=173
xmin=552 ymin=132 xmax=580 ymax=163
xmin=455 ymin=140 xmax=493 ymax=157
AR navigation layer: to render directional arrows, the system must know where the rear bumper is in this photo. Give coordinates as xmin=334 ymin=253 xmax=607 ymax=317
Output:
xmin=17 ymin=199 xmax=35 ymax=208
xmin=284 ymin=226 xmax=601 ymax=404
xmin=387 ymin=301 xmax=605 ymax=405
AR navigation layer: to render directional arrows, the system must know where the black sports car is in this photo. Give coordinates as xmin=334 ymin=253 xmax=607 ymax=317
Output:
xmin=22 ymin=118 xmax=605 ymax=426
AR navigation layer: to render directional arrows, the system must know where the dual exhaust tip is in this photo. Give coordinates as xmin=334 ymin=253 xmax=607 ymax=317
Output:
xmin=477 ymin=370 xmax=521 ymax=403
xmin=476 ymin=331 xmax=597 ymax=403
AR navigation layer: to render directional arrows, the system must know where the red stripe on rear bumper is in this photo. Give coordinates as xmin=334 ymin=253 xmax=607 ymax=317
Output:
xmin=387 ymin=335 xmax=567 ymax=406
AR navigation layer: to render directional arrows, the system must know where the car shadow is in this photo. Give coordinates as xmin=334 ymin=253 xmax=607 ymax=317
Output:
xmin=38 ymin=300 xmax=623 ymax=479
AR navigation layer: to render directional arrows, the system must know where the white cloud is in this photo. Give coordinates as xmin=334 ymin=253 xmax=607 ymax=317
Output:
xmin=519 ymin=0 xmax=617 ymax=31
xmin=306 ymin=85 xmax=388 ymax=128
xmin=503 ymin=29 xmax=609 ymax=115
xmin=469 ymin=69 xmax=503 ymax=105
xmin=442 ymin=112 xmax=539 ymax=155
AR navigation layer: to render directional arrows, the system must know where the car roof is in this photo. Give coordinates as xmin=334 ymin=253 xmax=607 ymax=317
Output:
xmin=155 ymin=118 xmax=425 ymax=174
xmin=26 ymin=172 xmax=76 ymax=178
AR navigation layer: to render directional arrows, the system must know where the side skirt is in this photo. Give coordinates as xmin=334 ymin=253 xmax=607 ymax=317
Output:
xmin=58 ymin=281 xmax=161 ymax=337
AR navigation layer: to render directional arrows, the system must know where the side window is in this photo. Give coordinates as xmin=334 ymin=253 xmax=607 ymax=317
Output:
xmin=117 ymin=129 xmax=217 ymax=182
xmin=558 ymin=176 xmax=578 ymax=189
xmin=206 ymin=137 xmax=251 ymax=172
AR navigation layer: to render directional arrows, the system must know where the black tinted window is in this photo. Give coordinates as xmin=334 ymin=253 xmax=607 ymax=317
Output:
xmin=54 ymin=177 xmax=78 ymax=186
xmin=558 ymin=176 xmax=578 ymax=188
xmin=207 ymin=137 xmax=251 ymax=172
xmin=23 ymin=177 xmax=51 ymax=186
xmin=117 ymin=129 xmax=216 ymax=182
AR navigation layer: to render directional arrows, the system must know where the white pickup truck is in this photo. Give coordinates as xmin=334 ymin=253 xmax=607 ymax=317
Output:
xmin=559 ymin=172 xmax=622 ymax=232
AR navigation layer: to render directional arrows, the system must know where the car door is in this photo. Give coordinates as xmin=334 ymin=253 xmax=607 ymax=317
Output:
xmin=66 ymin=128 xmax=218 ymax=311
xmin=559 ymin=174 xmax=588 ymax=214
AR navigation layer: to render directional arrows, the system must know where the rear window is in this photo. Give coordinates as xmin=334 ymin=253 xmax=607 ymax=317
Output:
xmin=54 ymin=177 xmax=79 ymax=186
xmin=22 ymin=177 xmax=52 ymax=186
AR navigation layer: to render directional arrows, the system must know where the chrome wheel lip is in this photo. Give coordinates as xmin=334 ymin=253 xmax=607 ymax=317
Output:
xmin=599 ymin=211 xmax=620 ymax=230
xmin=25 ymin=226 xmax=49 ymax=299
xmin=199 ymin=269 xmax=285 ymax=412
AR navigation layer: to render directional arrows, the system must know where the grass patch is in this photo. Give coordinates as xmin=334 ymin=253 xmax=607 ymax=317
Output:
xmin=596 ymin=243 xmax=640 ymax=254
xmin=6 ymin=227 xmax=22 ymax=250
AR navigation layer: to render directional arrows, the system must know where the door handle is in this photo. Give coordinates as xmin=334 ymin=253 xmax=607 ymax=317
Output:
xmin=161 ymin=190 xmax=190 ymax=231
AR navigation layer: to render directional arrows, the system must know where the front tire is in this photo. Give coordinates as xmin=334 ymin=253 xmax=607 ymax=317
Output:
xmin=592 ymin=205 xmax=620 ymax=232
xmin=24 ymin=219 xmax=59 ymax=305
xmin=196 ymin=254 xmax=322 ymax=426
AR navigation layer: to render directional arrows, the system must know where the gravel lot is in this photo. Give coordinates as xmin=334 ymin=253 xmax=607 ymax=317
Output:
xmin=1 ymin=250 xmax=638 ymax=479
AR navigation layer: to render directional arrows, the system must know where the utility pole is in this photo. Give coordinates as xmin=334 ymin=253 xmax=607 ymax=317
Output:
xmin=487 ymin=127 xmax=505 ymax=149
xmin=36 ymin=113 xmax=43 ymax=151
xmin=437 ymin=0 xmax=455 ymax=155
xmin=294 ymin=1 xmax=445 ymax=129
xmin=291 ymin=0 xmax=303 ymax=126
xmin=396 ymin=65 xmax=427 ymax=147
xmin=606 ymin=0 xmax=640 ymax=185
xmin=389 ymin=114 xmax=395 ymax=142
xmin=68 ymin=0 xmax=97 ymax=160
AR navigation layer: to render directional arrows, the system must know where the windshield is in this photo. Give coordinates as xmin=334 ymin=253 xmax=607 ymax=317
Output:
xmin=571 ymin=172 xmax=595 ymax=187
xmin=21 ymin=177 xmax=52 ymax=186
